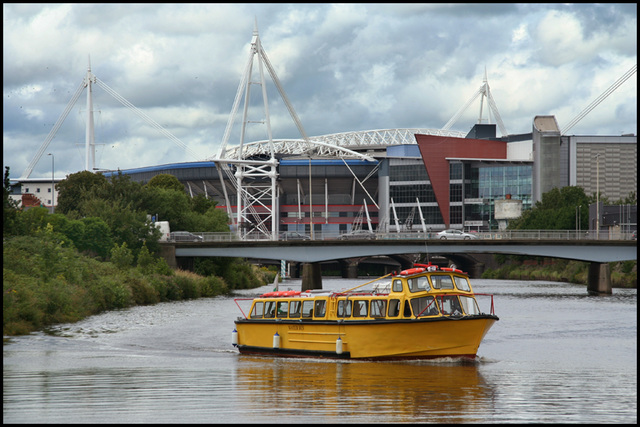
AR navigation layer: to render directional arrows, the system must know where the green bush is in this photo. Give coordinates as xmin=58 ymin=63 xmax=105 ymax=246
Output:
xmin=111 ymin=242 xmax=134 ymax=270
xmin=621 ymin=261 xmax=635 ymax=274
xmin=126 ymin=272 xmax=161 ymax=305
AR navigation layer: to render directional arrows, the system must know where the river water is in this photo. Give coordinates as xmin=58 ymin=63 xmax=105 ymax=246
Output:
xmin=3 ymin=278 xmax=637 ymax=424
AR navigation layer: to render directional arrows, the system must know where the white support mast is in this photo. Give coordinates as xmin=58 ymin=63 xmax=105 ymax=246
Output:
xmin=390 ymin=198 xmax=401 ymax=232
xmin=443 ymin=67 xmax=508 ymax=137
xmin=214 ymin=20 xmax=314 ymax=241
xmin=416 ymin=197 xmax=427 ymax=233
xmin=85 ymin=56 xmax=96 ymax=172
xmin=363 ymin=200 xmax=373 ymax=232
xmin=21 ymin=56 xmax=199 ymax=179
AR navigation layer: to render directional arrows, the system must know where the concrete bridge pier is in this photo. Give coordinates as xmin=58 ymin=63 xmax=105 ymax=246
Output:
xmin=587 ymin=262 xmax=612 ymax=295
xmin=469 ymin=261 xmax=485 ymax=279
xmin=341 ymin=260 xmax=359 ymax=279
xmin=159 ymin=244 xmax=177 ymax=269
xmin=286 ymin=262 xmax=301 ymax=278
xmin=301 ymin=263 xmax=323 ymax=291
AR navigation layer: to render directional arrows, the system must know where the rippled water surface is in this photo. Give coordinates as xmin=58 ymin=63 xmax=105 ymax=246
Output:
xmin=3 ymin=279 xmax=637 ymax=423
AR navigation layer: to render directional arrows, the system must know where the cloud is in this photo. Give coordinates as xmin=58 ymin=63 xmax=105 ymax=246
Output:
xmin=3 ymin=3 xmax=636 ymax=179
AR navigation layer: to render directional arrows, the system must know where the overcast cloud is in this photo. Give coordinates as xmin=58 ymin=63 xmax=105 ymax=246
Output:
xmin=3 ymin=3 xmax=637 ymax=179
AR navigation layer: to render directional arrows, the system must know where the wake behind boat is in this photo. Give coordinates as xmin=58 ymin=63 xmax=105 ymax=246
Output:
xmin=232 ymin=263 xmax=498 ymax=360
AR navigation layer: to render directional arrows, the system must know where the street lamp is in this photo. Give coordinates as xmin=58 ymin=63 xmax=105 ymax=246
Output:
xmin=47 ymin=153 xmax=54 ymax=212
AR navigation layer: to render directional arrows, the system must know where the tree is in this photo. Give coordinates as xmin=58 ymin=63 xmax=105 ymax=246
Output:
xmin=614 ymin=191 xmax=637 ymax=205
xmin=3 ymin=166 xmax=20 ymax=235
xmin=191 ymin=193 xmax=218 ymax=214
xmin=81 ymin=217 xmax=113 ymax=259
xmin=182 ymin=207 xmax=230 ymax=232
xmin=17 ymin=206 xmax=50 ymax=235
xmin=509 ymin=186 xmax=590 ymax=230
xmin=136 ymin=243 xmax=155 ymax=274
xmin=140 ymin=186 xmax=192 ymax=228
xmin=56 ymin=170 xmax=108 ymax=215
xmin=97 ymin=172 xmax=145 ymax=211
xmin=146 ymin=173 xmax=185 ymax=193
xmin=110 ymin=242 xmax=134 ymax=269
xmin=81 ymin=197 xmax=151 ymax=256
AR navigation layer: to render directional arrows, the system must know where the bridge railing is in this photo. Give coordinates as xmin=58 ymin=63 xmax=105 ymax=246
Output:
xmin=190 ymin=230 xmax=636 ymax=242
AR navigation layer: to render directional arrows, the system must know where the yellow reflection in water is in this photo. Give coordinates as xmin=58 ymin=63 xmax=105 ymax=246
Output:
xmin=235 ymin=356 xmax=495 ymax=423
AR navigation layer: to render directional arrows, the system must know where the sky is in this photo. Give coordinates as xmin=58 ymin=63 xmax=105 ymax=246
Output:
xmin=3 ymin=3 xmax=637 ymax=180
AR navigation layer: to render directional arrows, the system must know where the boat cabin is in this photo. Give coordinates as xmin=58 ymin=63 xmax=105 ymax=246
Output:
xmin=243 ymin=265 xmax=491 ymax=322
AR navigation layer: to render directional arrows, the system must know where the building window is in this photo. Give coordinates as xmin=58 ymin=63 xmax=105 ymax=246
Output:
xmin=450 ymin=183 xmax=462 ymax=202
xmin=390 ymin=184 xmax=435 ymax=203
xmin=450 ymin=163 xmax=463 ymax=180
xmin=478 ymin=164 xmax=532 ymax=209
xmin=450 ymin=205 xmax=462 ymax=225
xmin=389 ymin=164 xmax=429 ymax=181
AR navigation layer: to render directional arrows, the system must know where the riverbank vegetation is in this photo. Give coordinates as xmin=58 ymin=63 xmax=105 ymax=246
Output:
xmin=3 ymin=232 xmax=275 ymax=336
xmin=481 ymin=255 xmax=637 ymax=288
xmin=3 ymin=168 xmax=273 ymax=336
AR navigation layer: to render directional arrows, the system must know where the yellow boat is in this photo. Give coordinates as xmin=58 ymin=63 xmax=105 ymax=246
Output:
xmin=232 ymin=263 xmax=498 ymax=360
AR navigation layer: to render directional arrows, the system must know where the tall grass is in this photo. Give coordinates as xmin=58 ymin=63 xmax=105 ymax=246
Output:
xmin=3 ymin=235 xmax=271 ymax=336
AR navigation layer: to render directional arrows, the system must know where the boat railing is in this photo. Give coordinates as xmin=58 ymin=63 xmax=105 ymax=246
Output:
xmin=234 ymin=298 xmax=254 ymax=319
xmin=472 ymin=293 xmax=496 ymax=316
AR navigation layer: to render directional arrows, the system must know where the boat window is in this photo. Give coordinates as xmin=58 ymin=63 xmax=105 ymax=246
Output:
xmin=264 ymin=301 xmax=277 ymax=318
xmin=250 ymin=301 xmax=264 ymax=318
xmin=437 ymin=295 xmax=463 ymax=316
xmin=392 ymin=279 xmax=403 ymax=292
xmin=353 ymin=300 xmax=368 ymax=317
xmin=403 ymin=300 xmax=412 ymax=317
xmin=337 ymin=300 xmax=352 ymax=317
xmin=314 ymin=299 xmax=327 ymax=318
xmin=419 ymin=276 xmax=431 ymax=291
xmin=454 ymin=276 xmax=471 ymax=292
xmin=459 ymin=296 xmax=480 ymax=315
xmin=370 ymin=300 xmax=386 ymax=317
xmin=289 ymin=300 xmax=301 ymax=318
xmin=302 ymin=300 xmax=314 ymax=318
xmin=408 ymin=276 xmax=430 ymax=292
xmin=430 ymin=274 xmax=454 ymax=289
xmin=388 ymin=299 xmax=401 ymax=317
xmin=276 ymin=301 xmax=288 ymax=318
xmin=410 ymin=296 xmax=439 ymax=317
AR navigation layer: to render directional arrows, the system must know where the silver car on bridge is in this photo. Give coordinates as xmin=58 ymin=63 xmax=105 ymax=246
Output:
xmin=436 ymin=229 xmax=479 ymax=240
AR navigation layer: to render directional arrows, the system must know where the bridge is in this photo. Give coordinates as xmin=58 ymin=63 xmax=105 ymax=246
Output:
xmin=159 ymin=235 xmax=636 ymax=295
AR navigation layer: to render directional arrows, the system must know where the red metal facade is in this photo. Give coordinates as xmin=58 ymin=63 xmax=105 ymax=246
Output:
xmin=415 ymin=134 xmax=507 ymax=228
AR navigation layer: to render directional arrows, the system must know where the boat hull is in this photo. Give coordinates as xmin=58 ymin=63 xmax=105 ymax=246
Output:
xmin=234 ymin=315 xmax=497 ymax=360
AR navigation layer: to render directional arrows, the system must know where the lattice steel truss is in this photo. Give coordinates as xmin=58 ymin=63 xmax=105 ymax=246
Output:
xmin=219 ymin=128 xmax=465 ymax=159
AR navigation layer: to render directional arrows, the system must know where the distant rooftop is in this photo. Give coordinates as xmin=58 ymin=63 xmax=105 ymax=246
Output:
xmin=534 ymin=115 xmax=560 ymax=133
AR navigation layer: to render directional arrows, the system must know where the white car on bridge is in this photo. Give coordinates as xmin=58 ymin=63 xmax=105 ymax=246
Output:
xmin=436 ymin=229 xmax=479 ymax=240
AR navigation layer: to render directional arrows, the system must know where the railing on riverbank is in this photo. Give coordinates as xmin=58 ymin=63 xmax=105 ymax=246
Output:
xmin=176 ymin=230 xmax=636 ymax=243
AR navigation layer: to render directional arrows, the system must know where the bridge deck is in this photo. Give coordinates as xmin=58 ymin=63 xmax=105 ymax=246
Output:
xmin=169 ymin=239 xmax=636 ymax=263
